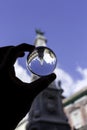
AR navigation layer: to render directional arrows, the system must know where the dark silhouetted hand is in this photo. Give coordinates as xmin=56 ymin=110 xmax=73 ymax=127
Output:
xmin=0 ymin=43 xmax=56 ymax=130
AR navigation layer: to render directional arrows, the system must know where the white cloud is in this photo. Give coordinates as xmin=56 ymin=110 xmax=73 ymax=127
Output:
xmin=54 ymin=66 xmax=87 ymax=97
xmin=14 ymin=60 xmax=31 ymax=83
xmin=14 ymin=60 xmax=87 ymax=98
xmin=77 ymin=66 xmax=87 ymax=78
xmin=73 ymin=67 xmax=87 ymax=93
xmin=54 ymin=68 xmax=74 ymax=97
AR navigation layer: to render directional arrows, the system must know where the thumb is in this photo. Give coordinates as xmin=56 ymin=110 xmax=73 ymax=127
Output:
xmin=28 ymin=73 xmax=56 ymax=98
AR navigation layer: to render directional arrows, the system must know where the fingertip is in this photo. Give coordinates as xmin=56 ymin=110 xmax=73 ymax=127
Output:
xmin=47 ymin=73 xmax=56 ymax=80
xmin=16 ymin=43 xmax=35 ymax=53
xmin=40 ymin=73 xmax=56 ymax=83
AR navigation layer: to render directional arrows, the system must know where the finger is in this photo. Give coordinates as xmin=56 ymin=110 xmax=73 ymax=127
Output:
xmin=3 ymin=43 xmax=35 ymax=68
xmin=0 ymin=46 xmax=14 ymax=63
xmin=12 ymin=43 xmax=35 ymax=58
xmin=27 ymin=73 xmax=56 ymax=98
xmin=14 ymin=43 xmax=35 ymax=53
xmin=0 ymin=46 xmax=14 ymax=52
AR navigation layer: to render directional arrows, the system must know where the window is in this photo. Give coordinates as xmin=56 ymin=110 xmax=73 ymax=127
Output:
xmin=85 ymin=104 xmax=87 ymax=114
xmin=70 ymin=109 xmax=84 ymax=129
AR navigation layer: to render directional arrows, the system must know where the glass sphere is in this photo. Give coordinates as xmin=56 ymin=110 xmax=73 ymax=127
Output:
xmin=26 ymin=46 xmax=57 ymax=76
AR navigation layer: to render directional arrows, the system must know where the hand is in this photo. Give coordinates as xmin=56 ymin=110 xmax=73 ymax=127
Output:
xmin=0 ymin=43 xmax=56 ymax=130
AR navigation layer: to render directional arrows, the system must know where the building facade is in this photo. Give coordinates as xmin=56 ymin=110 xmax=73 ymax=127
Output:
xmin=63 ymin=87 xmax=87 ymax=130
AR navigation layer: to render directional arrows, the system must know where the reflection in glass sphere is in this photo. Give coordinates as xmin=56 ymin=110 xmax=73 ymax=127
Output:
xmin=26 ymin=46 xmax=57 ymax=76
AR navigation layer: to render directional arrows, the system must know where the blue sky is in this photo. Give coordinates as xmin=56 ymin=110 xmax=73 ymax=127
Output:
xmin=0 ymin=0 xmax=87 ymax=97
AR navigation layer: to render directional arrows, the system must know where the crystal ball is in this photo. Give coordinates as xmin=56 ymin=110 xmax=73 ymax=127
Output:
xmin=26 ymin=46 xmax=57 ymax=76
